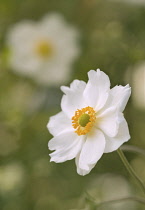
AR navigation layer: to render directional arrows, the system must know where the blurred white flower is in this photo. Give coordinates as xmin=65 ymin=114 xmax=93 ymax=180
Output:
xmin=47 ymin=69 xmax=131 ymax=176
xmin=132 ymin=62 xmax=145 ymax=109
xmin=87 ymin=174 xmax=136 ymax=210
xmin=7 ymin=13 xmax=80 ymax=85
xmin=0 ymin=163 xmax=25 ymax=193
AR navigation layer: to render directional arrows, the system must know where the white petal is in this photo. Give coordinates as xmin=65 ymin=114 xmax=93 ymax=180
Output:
xmin=49 ymin=132 xmax=85 ymax=163
xmin=78 ymin=129 xmax=105 ymax=172
xmin=103 ymin=84 xmax=131 ymax=112
xmin=61 ymin=80 xmax=87 ymax=118
xmin=104 ymin=114 xmax=130 ymax=153
xmin=75 ymin=153 xmax=95 ymax=176
xmin=49 ymin=131 xmax=74 ymax=150
xmin=10 ymin=53 xmax=42 ymax=75
xmin=7 ymin=21 xmax=36 ymax=47
xmin=83 ymin=69 xmax=110 ymax=110
xmin=47 ymin=111 xmax=72 ymax=136
xmin=97 ymin=107 xmax=119 ymax=137
xmin=61 ymin=80 xmax=85 ymax=94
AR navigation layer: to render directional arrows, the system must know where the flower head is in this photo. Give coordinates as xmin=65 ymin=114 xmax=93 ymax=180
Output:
xmin=47 ymin=69 xmax=131 ymax=176
xmin=7 ymin=13 xmax=80 ymax=86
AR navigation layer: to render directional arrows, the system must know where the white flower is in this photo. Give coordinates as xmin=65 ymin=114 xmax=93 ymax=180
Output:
xmin=47 ymin=69 xmax=131 ymax=176
xmin=7 ymin=13 xmax=80 ymax=85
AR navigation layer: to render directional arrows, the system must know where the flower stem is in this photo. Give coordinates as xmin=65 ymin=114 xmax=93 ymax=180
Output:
xmin=117 ymin=148 xmax=145 ymax=194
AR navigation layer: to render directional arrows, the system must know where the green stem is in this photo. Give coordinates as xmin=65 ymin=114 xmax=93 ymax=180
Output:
xmin=117 ymin=148 xmax=145 ymax=194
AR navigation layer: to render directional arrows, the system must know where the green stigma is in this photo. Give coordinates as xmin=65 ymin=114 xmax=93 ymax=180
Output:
xmin=79 ymin=113 xmax=90 ymax=127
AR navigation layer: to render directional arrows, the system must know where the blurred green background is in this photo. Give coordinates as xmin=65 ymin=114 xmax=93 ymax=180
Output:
xmin=0 ymin=0 xmax=145 ymax=209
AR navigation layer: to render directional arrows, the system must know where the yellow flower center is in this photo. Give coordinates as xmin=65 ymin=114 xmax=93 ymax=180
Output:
xmin=35 ymin=40 xmax=53 ymax=58
xmin=72 ymin=106 xmax=96 ymax=136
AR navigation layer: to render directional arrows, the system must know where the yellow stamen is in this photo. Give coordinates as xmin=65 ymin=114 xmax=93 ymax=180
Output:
xmin=72 ymin=106 xmax=96 ymax=136
xmin=35 ymin=40 xmax=53 ymax=58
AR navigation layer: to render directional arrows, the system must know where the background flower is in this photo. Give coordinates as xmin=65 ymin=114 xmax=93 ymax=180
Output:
xmin=6 ymin=13 xmax=80 ymax=85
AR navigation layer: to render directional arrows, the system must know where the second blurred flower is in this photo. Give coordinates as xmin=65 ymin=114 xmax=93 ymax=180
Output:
xmin=6 ymin=13 xmax=80 ymax=86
